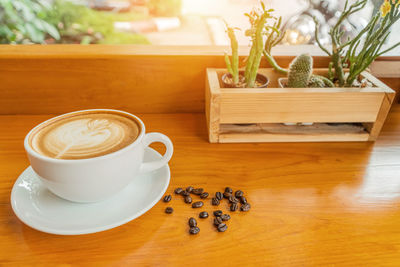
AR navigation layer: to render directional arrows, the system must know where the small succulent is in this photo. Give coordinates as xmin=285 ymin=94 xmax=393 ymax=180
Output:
xmin=286 ymin=54 xmax=334 ymax=88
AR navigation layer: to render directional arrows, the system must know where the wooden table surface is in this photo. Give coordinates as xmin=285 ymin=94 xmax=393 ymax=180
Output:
xmin=1 ymin=107 xmax=400 ymax=266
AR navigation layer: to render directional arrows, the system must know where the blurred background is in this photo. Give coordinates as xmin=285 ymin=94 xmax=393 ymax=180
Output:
xmin=0 ymin=0 xmax=399 ymax=50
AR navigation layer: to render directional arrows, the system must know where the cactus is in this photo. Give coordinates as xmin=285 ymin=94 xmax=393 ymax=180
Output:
xmin=314 ymin=0 xmax=400 ymax=87
xmin=244 ymin=2 xmax=273 ymax=87
xmin=263 ymin=16 xmax=288 ymax=74
xmin=308 ymin=76 xmax=325 ymax=88
xmin=224 ymin=2 xmax=275 ymax=88
xmin=224 ymin=25 xmax=239 ymax=84
xmin=313 ymin=74 xmax=334 ymax=87
xmin=287 ymin=54 xmax=313 ymax=88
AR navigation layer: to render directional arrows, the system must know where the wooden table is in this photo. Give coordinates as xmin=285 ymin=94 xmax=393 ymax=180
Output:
xmin=1 ymin=107 xmax=400 ymax=266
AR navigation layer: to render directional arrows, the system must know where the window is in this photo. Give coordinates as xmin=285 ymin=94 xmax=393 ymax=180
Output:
xmin=1 ymin=0 xmax=399 ymax=52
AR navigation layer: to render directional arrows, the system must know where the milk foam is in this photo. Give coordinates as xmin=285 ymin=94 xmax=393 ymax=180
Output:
xmin=31 ymin=112 xmax=139 ymax=159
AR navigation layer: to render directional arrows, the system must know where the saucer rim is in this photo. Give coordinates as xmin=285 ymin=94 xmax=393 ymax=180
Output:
xmin=10 ymin=147 xmax=170 ymax=235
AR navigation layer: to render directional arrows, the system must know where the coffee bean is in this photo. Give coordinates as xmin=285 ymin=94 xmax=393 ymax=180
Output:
xmin=192 ymin=188 xmax=204 ymax=195
xmin=215 ymin=192 xmax=223 ymax=200
xmin=163 ymin=194 xmax=172 ymax=202
xmin=214 ymin=217 xmax=223 ymax=225
xmin=188 ymin=217 xmax=197 ymax=227
xmin=230 ymin=202 xmax=238 ymax=211
xmin=192 ymin=201 xmax=204 ymax=208
xmin=229 ymin=196 xmax=239 ymax=203
xmin=181 ymin=190 xmax=190 ymax=197
xmin=200 ymin=192 xmax=209 ymax=199
xmin=174 ymin=188 xmax=183 ymax=194
xmin=224 ymin=187 xmax=233 ymax=194
xmin=240 ymin=203 xmax=251 ymax=212
xmin=165 ymin=207 xmax=173 ymax=214
xmin=211 ymin=197 xmax=220 ymax=206
xmin=217 ymin=223 xmax=228 ymax=232
xmin=213 ymin=210 xmax=223 ymax=217
xmin=240 ymin=196 xmax=247 ymax=204
xmin=184 ymin=195 xmax=192 ymax=204
xmin=189 ymin=226 xmax=200 ymax=235
xmin=235 ymin=190 xmax=244 ymax=198
xmin=199 ymin=211 xmax=209 ymax=219
xmin=186 ymin=186 xmax=194 ymax=193
xmin=223 ymin=192 xmax=232 ymax=199
xmin=220 ymin=214 xmax=231 ymax=221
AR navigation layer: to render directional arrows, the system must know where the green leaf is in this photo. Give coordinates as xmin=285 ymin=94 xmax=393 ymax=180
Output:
xmin=42 ymin=20 xmax=60 ymax=40
xmin=25 ymin=22 xmax=44 ymax=43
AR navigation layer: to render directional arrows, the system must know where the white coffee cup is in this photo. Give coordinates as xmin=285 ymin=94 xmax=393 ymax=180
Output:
xmin=24 ymin=109 xmax=173 ymax=203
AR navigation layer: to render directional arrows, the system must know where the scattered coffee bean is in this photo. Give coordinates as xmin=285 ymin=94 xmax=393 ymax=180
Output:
xmin=211 ymin=197 xmax=220 ymax=206
xmin=186 ymin=186 xmax=194 ymax=193
xmin=220 ymin=214 xmax=231 ymax=221
xmin=215 ymin=192 xmax=223 ymax=200
xmin=240 ymin=203 xmax=251 ymax=212
xmin=189 ymin=226 xmax=200 ymax=235
xmin=223 ymin=192 xmax=232 ymax=199
xmin=230 ymin=202 xmax=238 ymax=211
xmin=188 ymin=217 xmax=197 ymax=227
xmin=213 ymin=210 xmax=223 ymax=217
xmin=181 ymin=190 xmax=190 ymax=197
xmin=240 ymin=196 xmax=247 ymax=204
xmin=214 ymin=217 xmax=223 ymax=225
xmin=192 ymin=201 xmax=204 ymax=208
xmin=229 ymin=195 xmax=239 ymax=203
xmin=225 ymin=187 xmax=233 ymax=194
xmin=235 ymin=190 xmax=244 ymax=198
xmin=184 ymin=195 xmax=192 ymax=204
xmin=192 ymin=188 xmax=204 ymax=195
xmin=200 ymin=192 xmax=209 ymax=199
xmin=199 ymin=211 xmax=209 ymax=218
xmin=217 ymin=223 xmax=228 ymax=232
xmin=163 ymin=194 xmax=172 ymax=202
xmin=165 ymin=207 xmax=173 ymax=214
xmin=174 ymin=188 xmax=184 ymax=194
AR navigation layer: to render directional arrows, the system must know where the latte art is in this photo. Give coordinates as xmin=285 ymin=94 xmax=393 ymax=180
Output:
xmin=30 ymin=112 xmax=140 ymax=159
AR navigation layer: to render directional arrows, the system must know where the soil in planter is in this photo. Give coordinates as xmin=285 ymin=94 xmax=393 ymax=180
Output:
xmin=223 ymin=75 xmax=267 ymax=88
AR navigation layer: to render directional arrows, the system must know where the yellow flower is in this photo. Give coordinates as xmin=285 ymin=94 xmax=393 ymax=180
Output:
xmin=381 ymin=0 xmax=391 ymax=17
xmin=381 ymin=0 xmax=400 ymax=17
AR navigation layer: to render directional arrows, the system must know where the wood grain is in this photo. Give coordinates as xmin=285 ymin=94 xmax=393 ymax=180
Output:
xmin=0 ymin=45 xmax=398 ymax=115
xmin=2 ymin=108 xmax=400 ymax=265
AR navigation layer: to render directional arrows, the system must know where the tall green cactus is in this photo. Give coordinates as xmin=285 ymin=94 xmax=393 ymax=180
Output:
xmin=224 ymin=25 xmax=239 ymax=84
xmin=244 ymin=2 xmax=273 ymax=87
xmin=287 ymin=54 xmax=313 ymax=88
xmin=223 ymin=2 xmax=275 ymax=88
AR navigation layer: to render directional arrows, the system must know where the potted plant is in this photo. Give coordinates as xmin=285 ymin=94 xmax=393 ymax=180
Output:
xmin=271 ymin=0 xmax=400 ymax=89
xmin=222 ymin=2 xmax=276 ymax=88
xmin=205 ymin=0 xmax=397 ymax=143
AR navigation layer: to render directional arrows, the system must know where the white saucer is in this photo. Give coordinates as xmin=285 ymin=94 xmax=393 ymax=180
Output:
xmin=11 ymin=147 xmax=170 ymax=235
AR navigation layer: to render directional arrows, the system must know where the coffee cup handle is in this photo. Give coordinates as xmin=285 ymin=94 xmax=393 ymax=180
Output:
xmin=140 ymin=132 xmax=173 ymax=173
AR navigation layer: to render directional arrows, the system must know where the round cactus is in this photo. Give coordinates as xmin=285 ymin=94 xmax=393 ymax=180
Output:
xmin=287 ymin=54 xmax=313 ymax=88
xmin=308 ymin=76 xmax=325 ymax=88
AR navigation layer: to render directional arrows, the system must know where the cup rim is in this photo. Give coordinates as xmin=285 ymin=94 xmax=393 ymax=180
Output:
xmin=24 ymin=109 xmax=146 ymax=163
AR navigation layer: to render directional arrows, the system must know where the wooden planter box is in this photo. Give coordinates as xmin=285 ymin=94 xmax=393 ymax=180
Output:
xmin=205 ymin=68 xmax=395 ymax=143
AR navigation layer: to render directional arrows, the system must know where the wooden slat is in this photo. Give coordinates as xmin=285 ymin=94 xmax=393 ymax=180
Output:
xmin=217 ymin=69 xmax=387 ymax=124
xmin=219 ymin=132 xmax=370 ymax=142
xmin=219 ymin=123 xmax=370 ymax=143
xmin=220 ymin=91 xmax=384 ymax=123
xmin=0 ymin=45 xmax=398 ymax=115
xmin=205 ymin=68 xmax=221 ymax=143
